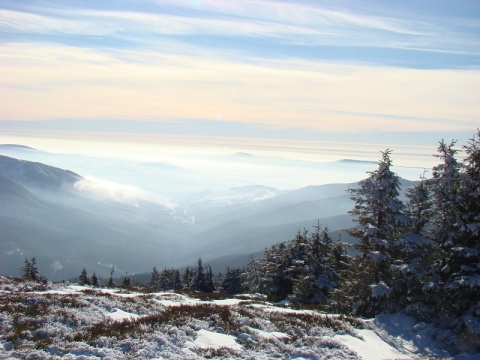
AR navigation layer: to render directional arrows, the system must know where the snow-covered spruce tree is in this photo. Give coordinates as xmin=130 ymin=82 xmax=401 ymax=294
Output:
xmin=190 ymin=258 xmax=215 ymax=292
xmin=243 ymin=239 xmax=295 ymax=301
xmin=159 ymin=268 xmax=183 ymax=290
xmin=253 ymin=241 xmax=294 ymax=301
xmin=289 ymin=226 xmax=341 ymax=305
xmin=451 ymin=130 xmax=480 ymax=352
xmin=404 ymin=175 xmax=431 ymax=235
xmin=245 ymin=226 xmax=346 ymax=304
xmin=421 ymin=140 xmax=462 ymax=321
xmin=21 ymin=258 xmax=32 ymax=280
xmin=217 ymin=267 xmax=244 ymax=294
xmin=347 ymin=149 xmax=407 ymax=316
xmin=182 ymin=266 xmax=194 ymax=289
xmin=205 ymin=264 xmax=215 ymax=293
xmin=393 ymin=176 xmax=437 ymax=320
xmin=29 ymin=257 xmax=40 ymax=281
xmin=150 ymin=267 xmax=160 ymax=289
xmin=242 ymin=256 xmax=262 ymax=294
xmin=428 ymin=140 xmax=462 ymax=247
xmin=412 ymin=136 xmax=480 ymax=352
xmin=107 ymin=266 xmax=115 ymax=288
xmin=171 ymin=269 xmax=183 ymax=290
xmin=424 ymin=134 xmax=480 ymax=351
xmin=79 ymin=268 xmax=90 ymax=286
xmin=122 ymin=272 xmax=132 ymax=287
xmin=159 ymin=268 xmax=170 ymax=289
xmin=91 ymin=272 xmax=98 ymax=287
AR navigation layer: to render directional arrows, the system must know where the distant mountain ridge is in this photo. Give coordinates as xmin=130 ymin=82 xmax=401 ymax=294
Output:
xmin=0 ymin=155 xmax=81 ymax=191
xmin=0 ymin=144 xmax=39 ymax=150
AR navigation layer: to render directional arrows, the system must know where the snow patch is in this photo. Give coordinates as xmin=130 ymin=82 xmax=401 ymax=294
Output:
xmin=192 ymin=329 xmax=242 ymax=351
xmin=253 ymin=328 xmax=290 ymax=341
xmin=106 ymin=308 xmax=140 ymax=321
xmin=335 ymin=328 xmax=411 ymax=360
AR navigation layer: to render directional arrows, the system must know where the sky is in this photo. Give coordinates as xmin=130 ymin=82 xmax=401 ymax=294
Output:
xmin=0 ymin=0 xmax=479 ymax=168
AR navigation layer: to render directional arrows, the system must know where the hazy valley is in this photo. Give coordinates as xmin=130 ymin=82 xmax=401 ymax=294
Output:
xmin=0 ymin=145 xmax=392 ymax=281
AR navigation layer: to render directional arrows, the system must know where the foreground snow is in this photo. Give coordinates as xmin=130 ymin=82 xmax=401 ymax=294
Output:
xmin=0 ymin=277 xmax=473 ymax=359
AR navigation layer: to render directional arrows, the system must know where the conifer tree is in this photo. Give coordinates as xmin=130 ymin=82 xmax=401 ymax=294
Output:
xmin=159 ymin=268 xmax=170 ymax=289
xmin=91 ymin=273 xmax=98 ymax=287
xmin=150 ymin=267 xmax=160 ymax=289
xmin=245 ymin=226 xmax=346 ymax=304
xmin=29 ymin=257 xmax=39 ymax=281
xmin=421 ymin=140 xmax=462 ymax=312
xmin=243 ymin=257 xmax=262 ymax=293
xmin=254 ymin=241 xmax=293 ymax=301
xmin=428 ymin=140 xmax=462 ymax=246
xmin=217 ymin=267 xmax=244 ymax=294
xmin=182 ymin=267 xmax=193 ymax=289
xmin=157 ymin=268 xmax=182 ymax=290
xmin=107 ymin=267 xmax=115 ymax=288
xmin=404 ymin=175 xmax=431 ymax=235
xmin=79 ymin=268 xmax=90 ymax=285
xmin=191 ymin=258 xmax=205 ymax=291
xmin=347 ymin=149 xmax=406 ymax=315
xmin=173 ymin=269 xmax=182 ymax=289
xmin=204 ymin=264 xmax=215 ymax=293
xmin=289 ymin=226 xmax=341 ymax=305
xmin=122 ymin=271 xmax=132 ymax=287
xmin=392 ymin=176 xmax=436 ymax=318
xmin=21 ymin=258 xmax=32 ymax=280
xmin=449 ymin=130 xmax=480 ymax=348
xmin=191 ymin=258 xmax=214 ymax=292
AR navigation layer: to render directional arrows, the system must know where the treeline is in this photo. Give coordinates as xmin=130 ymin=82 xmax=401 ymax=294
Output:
xmin=58 ymin=258 xmax=245 ymax=295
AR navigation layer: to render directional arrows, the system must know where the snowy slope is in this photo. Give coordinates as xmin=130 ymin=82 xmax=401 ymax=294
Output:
xmin=0 ymin=276 xmax=465 ymax=359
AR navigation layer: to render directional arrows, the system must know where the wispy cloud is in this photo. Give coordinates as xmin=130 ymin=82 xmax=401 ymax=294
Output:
xmin=1 ymin=1 xmax=478 ymax=58
xmin=74 ymin=176 xmax=176 ymax=209
xmin=0 ymin=9 xmax=119 ymax=36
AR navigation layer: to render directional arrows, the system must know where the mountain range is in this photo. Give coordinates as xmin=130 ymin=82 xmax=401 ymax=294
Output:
xmin=0 ymin=146 xmax=418 ymax=280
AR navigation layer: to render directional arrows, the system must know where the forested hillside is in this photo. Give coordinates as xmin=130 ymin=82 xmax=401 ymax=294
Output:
xmin=243 ymin=131 xmax=480 ymax=354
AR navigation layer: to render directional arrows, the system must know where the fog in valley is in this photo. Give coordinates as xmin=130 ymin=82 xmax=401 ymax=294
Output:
xmin=0 ymin=144 xmax=422 ymax=280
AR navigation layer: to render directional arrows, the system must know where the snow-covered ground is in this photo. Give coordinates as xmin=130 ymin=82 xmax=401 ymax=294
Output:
xmin=0 ymin=277 xmax=475 ymax=359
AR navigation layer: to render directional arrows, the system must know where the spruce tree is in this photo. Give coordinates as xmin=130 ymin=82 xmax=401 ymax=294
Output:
xmin=392 ymin=176 xmax=436 ymax=319
xmin=79 ymin=268 xmax=89 ymax=285
xmin=191 ymin=258 xmax=214 ymax=292
xmin=254 ymin=241 xmax=293 ymax=301
xmin=91 ymin=273 xmax=98 ymax=287
xmin=150 ymin=267 xmax=160 ymax=289
xmin=182 ymin=267 xmax=193 ymax=289
xmin=21 ymin=258 xmax=32 ymax=280
xmin=29 ymin=257 xmax=40 ymax=281
xmin=191 ymin=258 xmax=205 ymax=291
xmin=107 ymin=267 xmax=115 ymax=288
xmin=289 ymin=226 xmax=341 ymax=305
xmin=347 ymin=149 xmax=406 ymax=315
xmin=450 ymin=130 xmax=480 ymax=350
xmin=422 ymin=140 xmax=462 ymax=318
xmin=218 ymin=267 xmax=244 ymax=294
xmin=172 ymin=269 xmax=182 ymax=290
xmin=122 ymin=271 xmax=132 ymax=287
xmin=204 ymin=264 xmax=215 ymax=293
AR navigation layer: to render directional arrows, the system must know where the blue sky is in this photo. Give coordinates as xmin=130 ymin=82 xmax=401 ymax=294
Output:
xmin=0 ymin=0 xmax=479 ymax=166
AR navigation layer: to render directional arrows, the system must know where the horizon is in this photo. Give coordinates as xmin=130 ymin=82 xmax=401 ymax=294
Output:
xmin=0 ymin=139 xmax=454 ymax=193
